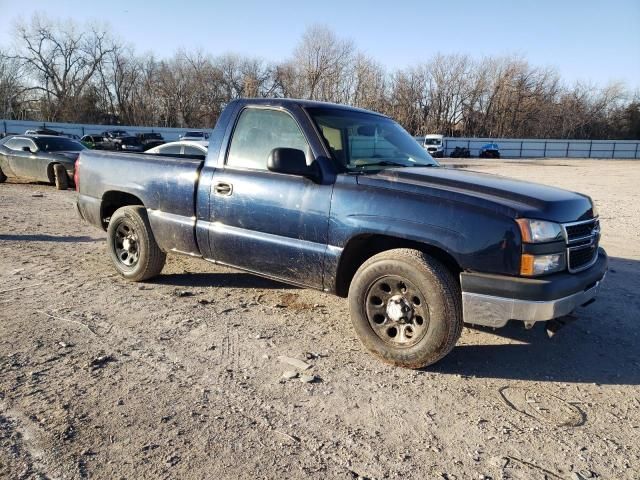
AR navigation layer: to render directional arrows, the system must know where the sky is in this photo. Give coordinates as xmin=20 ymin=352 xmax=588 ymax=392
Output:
xmin=0 ymin=0 xmax=638 ymax=89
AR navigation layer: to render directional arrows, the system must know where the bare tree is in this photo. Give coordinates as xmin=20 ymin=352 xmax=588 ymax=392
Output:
xmin=289 ymin=25 xmax=355 ymax=101
xmin=95 ymin=44 xmax=145 ymax=124
xmin=0 ymin=50 xmax=29 ymax=119
xmin=1 ymin=17 xmax=636 ymax=139
xmin=10 ymin=14 xmax=116 ymax=121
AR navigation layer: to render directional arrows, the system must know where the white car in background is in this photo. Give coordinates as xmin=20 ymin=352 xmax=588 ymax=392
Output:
xmin=417 ymin=134 xmax=445 ymax=157
xmin=145 ymin=140 xmax=208 ymax=157
xmin=179 ymin=131 xmax=210 ymax=141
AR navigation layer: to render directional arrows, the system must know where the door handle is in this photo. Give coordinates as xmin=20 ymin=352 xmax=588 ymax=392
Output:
xmin=214 ymin=181 xmax=233 ymax=196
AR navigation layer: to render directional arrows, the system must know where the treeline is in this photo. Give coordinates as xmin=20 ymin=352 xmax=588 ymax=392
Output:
xmin=1 ymin=16 xmax=639 ymax=139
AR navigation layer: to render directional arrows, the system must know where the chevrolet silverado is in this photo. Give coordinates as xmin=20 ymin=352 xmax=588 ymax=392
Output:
xmin=75 ymin=99 xmax=607 ymax=368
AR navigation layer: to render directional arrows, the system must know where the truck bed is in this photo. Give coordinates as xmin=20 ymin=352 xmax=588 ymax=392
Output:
xmin=76 ymin=150 xmax=204 ymax=256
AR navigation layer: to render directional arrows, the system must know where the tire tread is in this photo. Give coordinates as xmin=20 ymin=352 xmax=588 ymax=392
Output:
xmin=107 ymin=206 xmax=166 ymax=282
xmin=349 ymin=248 xmax=462 ymax=368
xmin=53 ymin=164 xmax=69 ymax=190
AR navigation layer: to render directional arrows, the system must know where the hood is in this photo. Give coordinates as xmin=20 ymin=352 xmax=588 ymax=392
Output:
xmin=356 ymin=167 xmax=595 ymax=223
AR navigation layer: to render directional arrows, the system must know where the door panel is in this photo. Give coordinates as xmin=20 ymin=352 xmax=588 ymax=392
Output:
xmin=8 ymin=140 xmax=36 ymax=179
xmin=209 ymin=169 xmax=332 ymax=288
xmin=207 ymin=107 xmax=333 ymax=288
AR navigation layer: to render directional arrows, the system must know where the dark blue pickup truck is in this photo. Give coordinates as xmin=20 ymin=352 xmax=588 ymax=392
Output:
xmin=75 ymin=99 xmax=607 ymax=368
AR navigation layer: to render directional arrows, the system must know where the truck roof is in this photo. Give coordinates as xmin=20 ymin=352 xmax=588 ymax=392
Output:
xmin=234 ymin=98 xmax=387 ymax=117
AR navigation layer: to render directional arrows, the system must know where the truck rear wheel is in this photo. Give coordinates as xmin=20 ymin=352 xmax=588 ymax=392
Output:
xmin=348 ymin=248 xmax=462 ymax=368
xmin=53 ymin=164 xmax=69 ymax=190
xmin=107 ymin=206 xmax=166 ymax=282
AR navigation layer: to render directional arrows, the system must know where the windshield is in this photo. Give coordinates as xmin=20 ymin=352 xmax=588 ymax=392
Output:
xmin=34 ymin=137 xmax=86 ymax=152
xmin=424 ymin=138 xmax=442 ymax=145
xmin=308 ymin=108 xmax=438 ymax=171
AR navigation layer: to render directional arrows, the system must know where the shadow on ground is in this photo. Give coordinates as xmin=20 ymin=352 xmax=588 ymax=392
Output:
xmin=0 ymin=234 xmax=100 ymax=243
xmin=152 ymin=271 xmax=298 ymax=290
xmin=431 ymin=256 xmax=640 ymax=385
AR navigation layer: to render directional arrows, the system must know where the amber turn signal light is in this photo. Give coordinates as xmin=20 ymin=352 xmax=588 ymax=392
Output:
xmin=520 ymin=253 xmax=535 ymax=275
xmin=515 ymin=218 xmax=532 ymax=243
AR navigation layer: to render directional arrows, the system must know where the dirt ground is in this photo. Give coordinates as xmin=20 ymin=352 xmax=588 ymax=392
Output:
xmin=1 ymin=159 xmax=639 ymax=480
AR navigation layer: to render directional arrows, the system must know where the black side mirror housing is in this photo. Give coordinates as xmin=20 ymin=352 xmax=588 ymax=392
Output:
xmin=22 ymin=146 xmax=33 ymax=153
xmin=267 ymin=148 xmax=318 ymax=180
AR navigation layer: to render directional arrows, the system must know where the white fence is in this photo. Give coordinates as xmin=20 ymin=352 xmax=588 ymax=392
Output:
xmin=0 ymin=119 xmax=212 ymax=142
xmin=2 ymin=118 xmax=639 ymax=158
xmin=443 ymin=137 xmax=640 ymax=159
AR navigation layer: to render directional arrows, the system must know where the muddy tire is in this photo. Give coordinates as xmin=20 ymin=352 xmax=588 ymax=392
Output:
xmin=53 ymin=164 xmax=69 ymax=190
xmin=107 ymin=206 xmax=166 ymax=282
xmin=348 ymin=248 xmax=462 ymax=369
xmin=0 ymin=166 xmax=6 ymax=183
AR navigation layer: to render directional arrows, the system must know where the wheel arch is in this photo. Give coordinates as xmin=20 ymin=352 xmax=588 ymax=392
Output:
xmin=101 ymin=191 xmax=144 ymax=229
xmin=334 ymin=234 xmax=462 ymax=298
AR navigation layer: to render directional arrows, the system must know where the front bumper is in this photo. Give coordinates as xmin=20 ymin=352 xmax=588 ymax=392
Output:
xmin=460 ymin=248 xmax=608 ymax=328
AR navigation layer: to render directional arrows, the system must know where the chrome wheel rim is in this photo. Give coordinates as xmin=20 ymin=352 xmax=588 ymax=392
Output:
xmin=365 ymin=275 xmax=429 ymax=347
xmin=114 ymin=221 xmax=140 ymax=267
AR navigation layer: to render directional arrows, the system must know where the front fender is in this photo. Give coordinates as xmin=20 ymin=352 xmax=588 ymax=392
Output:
xmin=326 ymin=176 xmax=522 ymax=287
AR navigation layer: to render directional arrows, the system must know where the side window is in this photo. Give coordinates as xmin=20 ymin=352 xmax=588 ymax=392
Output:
xmin=4 ymin=138 xmax=20 ymax=150
xmin=320 ymin=124 xmax=345 ymax=165
xmin=158 ymin=144 xmax=182 ymax=155
xmin=226 ymin=108 xmax=310 ymax=170
xmin=183 ymin=146 xmax=205 ymax=156
xmin=5 ymin=138 xmax=28 ymax=151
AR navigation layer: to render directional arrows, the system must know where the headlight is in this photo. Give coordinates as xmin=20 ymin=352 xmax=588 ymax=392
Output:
xmin=516 ymin=218 xmax=563 ymax=243
xmin=520 ymin=253 xmax=566 ymax=276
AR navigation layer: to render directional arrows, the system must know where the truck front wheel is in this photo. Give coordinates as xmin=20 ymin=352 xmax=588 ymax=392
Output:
xmin=348 ymin=249 xmax=462 ymax=368
xmin=107 ymin=206 xmax=166 ymax=282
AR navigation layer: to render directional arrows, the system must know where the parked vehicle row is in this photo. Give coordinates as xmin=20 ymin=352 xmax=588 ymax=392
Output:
xmin=4 ymin=128 xmax=213 ymax=152
xmin=0 ymin=134 xmax=210 ymax=188
xmin=415 ymin=135 xmax=501 ymax=158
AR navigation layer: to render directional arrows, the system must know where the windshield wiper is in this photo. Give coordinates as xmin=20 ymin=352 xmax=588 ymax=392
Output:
xmin=355 ymin=161 xmax=439 ymax=169
xmin=355 ymin=161 xmax=411 ymax=169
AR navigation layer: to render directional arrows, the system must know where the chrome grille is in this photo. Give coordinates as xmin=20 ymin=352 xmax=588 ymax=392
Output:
xmin=565 ymin=219 xmax=600 ymax=242
xmin=562 ymin=218 xmax=600 ymax=273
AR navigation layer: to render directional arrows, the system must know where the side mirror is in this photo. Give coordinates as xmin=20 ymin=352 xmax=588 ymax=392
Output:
xmin=22 ymin=146 xmax=33 ymax=153
xmin=267 ymin=148 xmax=318 ymax=180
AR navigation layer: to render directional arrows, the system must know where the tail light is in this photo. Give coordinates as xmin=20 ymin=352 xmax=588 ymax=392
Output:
xmin=74 ymin=158 xmax=80 ymax=192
